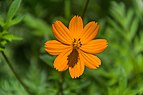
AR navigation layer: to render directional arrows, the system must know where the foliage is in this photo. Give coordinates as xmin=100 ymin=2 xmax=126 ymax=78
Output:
xmin=0 ymin=0 xmax=143 ymax=95
xmin=105 ymin=1 xmax=143 ymax=95
xmin=0 ymin=0 xmax=22 ymax=51
xmin=0 ymin=79 xmax=28 ymax=95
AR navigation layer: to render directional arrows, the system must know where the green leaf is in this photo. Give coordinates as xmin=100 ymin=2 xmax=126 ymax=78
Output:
xmin=107 ymin=17 xmax=125 ymax=39
xmin=0 ymin=40 xmax=7 ymax=51
xmin=0 ymin=40 xmax=7 ymax=46
xmin=0 ymin=80 xmax=28 ymax=95
xmin=40 ymin=54 xmax=54 ymax=68
xmin=132 ymin=0 xmax=143 ymax=18
xmin=7 ymin=0 xmax=21 ymax=21
xmin=118 ymin=66 xmax=127 ymax=95
xmin=0 ymin=15 xmax=4 ymax=27
xmin=0 ymin=47 xmax=5 ymax=51
xmin=129 ymin=17 xmax=139 ymax=41
xmin=110 ymin=2 xmax=126 ymax=27
xmin=8 ymin=15 xmax=24 ymax=27
xmin=108 ymin=87 xmax=117 ymax=95
xmin=24 ymin=14 xmax=52 ymax=37
xmin=2 ymin=34 xmax=22 ymax=42
xmin=125 ymin=9 xmax=134 ymax=29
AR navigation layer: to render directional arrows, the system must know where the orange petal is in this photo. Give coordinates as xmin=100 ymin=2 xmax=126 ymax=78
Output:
xmin=52 ymin=21 xmax=73 ymax=45
xmin=69 ymin=16 xmax=83 ymax=38
xmin=79 ymin=50 xmax=101 ymax=69
xmin=80 ymin=21 xmax=99 ymax=44
xmin=69 ymin=58 xmax=84 ymax=78
xmin=80 ymin=39 xmax=108 ymax=54
xmin=45 ymin=40 xmax=71 ymax=55
xmin=54 ymin=48 xmax=72 ymax=71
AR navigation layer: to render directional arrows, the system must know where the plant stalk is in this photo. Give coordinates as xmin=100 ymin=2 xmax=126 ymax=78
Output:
xmin=82 ymin=0 xmax=90 ymax=18
xmin=58 ymin=72 xmax=66 ymax=95
xmin=1 ymin=51 xmax=33 ymax=95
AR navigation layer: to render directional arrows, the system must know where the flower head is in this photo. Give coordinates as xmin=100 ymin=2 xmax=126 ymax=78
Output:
xmin=45 ymin=16 xmax=108 ymax=78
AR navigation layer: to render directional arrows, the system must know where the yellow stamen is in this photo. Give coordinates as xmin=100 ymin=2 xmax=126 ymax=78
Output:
xmin=73 ymin=38 xmax=82 ymax=49
xmin=67 ymin=39 xmax=82 ymax=68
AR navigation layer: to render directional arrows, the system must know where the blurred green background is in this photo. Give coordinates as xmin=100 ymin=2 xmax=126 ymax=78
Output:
xmin=0 ymin=0 xmax=143 ymax=95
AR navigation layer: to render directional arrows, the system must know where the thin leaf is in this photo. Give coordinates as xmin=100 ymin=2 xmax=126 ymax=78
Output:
xmin=118 ymin=66 xmax=127 ymax=95
xmin=110 ymin=2 xmax=125 ymax=27
xmin=125 ymin=9 xmax=134 ymax=29
xmin=8 ymin=15 xmax=24 ymax=26
xmin=129 ymin=17 xmax=139 ymax=41
xmin=107 ymin=17 xmax=126 ymax=39
xmin=7 ymin=0 xmax=21 ymax=21
xmin=2 ymin=34 xmax=22 ymax=41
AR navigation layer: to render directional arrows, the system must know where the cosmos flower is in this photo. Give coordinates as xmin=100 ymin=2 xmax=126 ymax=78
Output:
xmin=45 ymin=16 xmax=108 ymax=78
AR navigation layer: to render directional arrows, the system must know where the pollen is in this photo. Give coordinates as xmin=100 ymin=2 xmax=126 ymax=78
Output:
xmin=73 ymin=39 xmax=82 ymax=49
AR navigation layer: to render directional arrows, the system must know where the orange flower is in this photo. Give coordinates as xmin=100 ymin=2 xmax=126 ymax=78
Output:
xmin=45 ymin=16 xmax=108 ymax=78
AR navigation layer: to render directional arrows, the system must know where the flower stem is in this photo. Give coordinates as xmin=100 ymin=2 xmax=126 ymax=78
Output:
xmin=82 ymin=0 xmax=90 ymax=18
xmin=58 ymin=72 xmax=66 ymax=95
xmin=1 ymin=51 xmax=33 ymax=95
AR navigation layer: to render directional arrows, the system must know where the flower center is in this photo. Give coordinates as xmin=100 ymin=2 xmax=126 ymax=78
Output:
xmin=67 ymin=39 xmax=82 ymax=68
xmin=67 ymin=49 xmax=79 ymax=68
xmin=73 ymin=38 xmax=82 ymax=49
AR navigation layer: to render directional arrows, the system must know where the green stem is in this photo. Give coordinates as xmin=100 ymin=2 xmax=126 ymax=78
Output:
xmin=1 ymin=51 xmax=33 ymax=95
xmin=64 ymin=0 xmax=71 ymax=19
xmin=58 ymin=72 xmax=66 ymax=95
xmin=82 ymin=0 xmax=90 ymax=18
